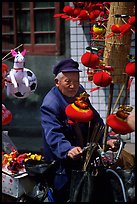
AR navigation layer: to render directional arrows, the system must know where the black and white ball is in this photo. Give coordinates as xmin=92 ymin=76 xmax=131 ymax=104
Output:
xmin=5 ymin=68 xmax=37 ymax=99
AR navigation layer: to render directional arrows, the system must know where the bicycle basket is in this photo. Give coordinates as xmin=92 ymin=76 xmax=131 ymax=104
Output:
xmin=25 ymin=160 xmax=54 ymax=175
xmin=25 ymin=160 xmax=55 ymax=175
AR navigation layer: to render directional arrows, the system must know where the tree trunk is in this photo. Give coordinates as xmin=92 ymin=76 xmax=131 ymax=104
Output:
xmin=103 ymin=2 xmax=135 ymax=84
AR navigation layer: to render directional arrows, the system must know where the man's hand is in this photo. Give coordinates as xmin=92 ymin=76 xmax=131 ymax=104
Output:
xmin=67 ymin=146 xmax=82 ymax=160
xmin=106 ymin=139 xmax=119 ymax=151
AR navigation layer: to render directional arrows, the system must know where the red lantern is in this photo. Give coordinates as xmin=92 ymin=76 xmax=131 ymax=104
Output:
xmin=106 ymin=114 xmax=134 ymax=135
xmin=65 ymin=103 xmax=93 ymax=123
xmin=125 ymin=62 xmax=135 ymax=77
xmin=2 ymin=104 xmax=12 ymax=126
xmin=81 ymin=48 xmax=100 ymax=68
xmin=78 ymin=10 xmax=90 ymax=20
xmin=63 ymin=5 xmax=74 ymax=16
xmin=65 ymin=92 xmax=94 ymax=123
xmin=92 ymin=71 xmax=112 ymax=87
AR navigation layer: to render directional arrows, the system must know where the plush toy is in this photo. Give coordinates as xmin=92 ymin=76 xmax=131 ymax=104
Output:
xmin=65 ymin=92 xmax=94 ymax=123
xmin=5 ymin=49 xmax=37 ymax=98
xmin=6 ymin=68 xmax=37 ymax=99
xmin=8 ymin=49 xmax=29 ymax=89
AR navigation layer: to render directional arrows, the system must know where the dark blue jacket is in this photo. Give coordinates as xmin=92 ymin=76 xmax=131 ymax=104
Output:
xmin=40 ymin=85 xmax=104 ymax=190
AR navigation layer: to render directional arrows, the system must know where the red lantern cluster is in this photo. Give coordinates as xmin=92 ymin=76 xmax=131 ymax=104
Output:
xmin=54 ymin=2 xmax=110 ymax=24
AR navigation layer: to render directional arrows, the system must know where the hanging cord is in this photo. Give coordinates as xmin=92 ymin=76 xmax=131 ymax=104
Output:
xmin=112 ymin=74 xmax=129 ymax=113
xmin=103 ymin=82 xmax=114 ymax=151
xmin=2 ymin=44 xmax=24 ymax=61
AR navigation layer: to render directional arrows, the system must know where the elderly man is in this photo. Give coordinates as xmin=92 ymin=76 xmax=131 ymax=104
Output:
xmin=40 ymin=58 xmax=116 ymax=202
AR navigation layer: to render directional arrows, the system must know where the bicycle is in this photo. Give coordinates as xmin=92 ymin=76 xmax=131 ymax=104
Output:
xmin=2 ymin=133 xmax=135 ymax=202
xmin=69 ymin=137 xmax=135 ymax=202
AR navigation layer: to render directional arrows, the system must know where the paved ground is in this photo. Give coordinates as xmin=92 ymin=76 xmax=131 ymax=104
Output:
xmin=124 ymin=140 xmax=135 ymax=156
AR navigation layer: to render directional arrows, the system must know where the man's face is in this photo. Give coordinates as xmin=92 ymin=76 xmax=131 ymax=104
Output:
xmin=55 ymin=72 xmax=80 ymax=97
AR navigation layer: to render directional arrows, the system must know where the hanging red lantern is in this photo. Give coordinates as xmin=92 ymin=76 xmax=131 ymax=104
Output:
xmin=125 ymin=62 xmax=135 ymax=77
xmin=92 ymin=71 xmax=112 ymax=87
xmin=106 ymin=114 xmax=134 ymax=135
xmin=81 ymin=47 xmax=100 ymax=68
xmin=106 ymin=105 xmax=134 ymax=135
xmin=78 ymin=10 xmax=90 ymax=20
xmin=63 ymin=5 xmax=74 ymax=16
xmin=65 ymin=92 xmax=94 ymax=123
xmin=2 ymin=104 xmax=12 ymax=126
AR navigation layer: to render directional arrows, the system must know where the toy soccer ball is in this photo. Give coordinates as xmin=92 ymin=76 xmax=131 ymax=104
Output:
xmin=5 ymin=68 xmax=37 ymax=99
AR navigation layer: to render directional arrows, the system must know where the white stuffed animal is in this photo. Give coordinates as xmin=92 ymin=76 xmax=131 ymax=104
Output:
xmin=6 ymin=49 xmax=29 ymax=95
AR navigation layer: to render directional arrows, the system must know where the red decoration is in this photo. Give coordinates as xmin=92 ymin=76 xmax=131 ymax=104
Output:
xmin=128 ymin=16 xmax=135 ymax=26
xmin=106 ymin=114 xmax=134 ymax=135
xmin=78 ymin=10 xmax=90 ymax=20
xmin=111 ymin=24 xmax=121 ymax=33
xmin=125 ymin=62 xmax=135 ymax=77
xmin=118 ymin=23 xmax=132 ymax=38
xmin=65 ymin=104 xmax=93 ymax=123
xmin=63 ymin=5 xmax=74 ymax=16
xmin=2 ymin=104 xmax=12 ymax=126
xmin=92 ymin=71 xmax=112 ymax=87
xmin=81 ymin=48 xmax=99 ymax=68
xmin=2 ymin=63 xmax=9 ymax=89
xmin=65 ymin=92 xmax=94 ymax=123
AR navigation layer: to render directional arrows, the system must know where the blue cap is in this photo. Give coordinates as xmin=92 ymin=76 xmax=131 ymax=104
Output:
xmin=53 ymin=59 xmax=82 ymax=76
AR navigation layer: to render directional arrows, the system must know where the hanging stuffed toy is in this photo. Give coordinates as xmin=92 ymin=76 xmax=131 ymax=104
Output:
xmin=5 ymin=49 xmax=37 ymax=98
xmin=65 ymin=92 xmax=94 ymax=123
xmin=106 ymin=105 xmax=134 ymax=135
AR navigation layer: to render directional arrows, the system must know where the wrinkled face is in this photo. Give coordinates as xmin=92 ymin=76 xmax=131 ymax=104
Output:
xmin=55 ymin=72 xmax=80 ymax=97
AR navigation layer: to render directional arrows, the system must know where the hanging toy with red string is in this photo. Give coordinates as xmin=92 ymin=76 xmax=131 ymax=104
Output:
xmin=81 ymin=47 xmax=100 ymax=69
xmin=65 ymin=92 xmax=94 ymax=124
xmin=106 ymin=105 xmax=134 ymax=135
xmin=2 ymin=104 xmax=12 ymax=126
